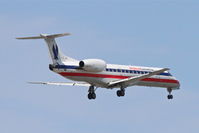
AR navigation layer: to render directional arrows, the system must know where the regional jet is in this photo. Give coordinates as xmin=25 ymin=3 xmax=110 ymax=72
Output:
xmin=17 ymin=33 xmax=180 ymax=100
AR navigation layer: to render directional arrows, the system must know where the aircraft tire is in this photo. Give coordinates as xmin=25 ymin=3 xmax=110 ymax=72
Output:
xmin=88 ymin=93 xmax=96 ymax=100
xmin=120 ymin=90 xmax=125 ymax=96
xmin=167 ymin=94 xmax=173 ymax=99
xmin=88 ymin=93 xmax=92 ymax=99
xmin=117 ymin=90 xmax=121 ymax=97
xmin=91 ymin=93 xmax=96 ymax=99
xmin=117 ymin=90 xmax=125 ymax=97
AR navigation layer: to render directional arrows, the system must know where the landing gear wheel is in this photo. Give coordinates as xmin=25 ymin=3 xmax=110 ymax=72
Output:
xmin=91 ymin=93 xmax=96 ymax=99
xmin=117 ymin=90 xmax=125 ymax=97
xmin=88 ymin=93 xmax=92 ymax=100
xmin=167 ymin=94 xmax=173 ymax=99
xmin=88 ymin=93 xmax=96 ymax=100
xmin=87 ymin=85 xmax=96 ymax=100
xmin=121 ymin=90 xmax=125 ymax=96
xmin=167 ymin=88 xmax=173 ymax=100
xmin=117 ymin=90 xmax=121 ymax=97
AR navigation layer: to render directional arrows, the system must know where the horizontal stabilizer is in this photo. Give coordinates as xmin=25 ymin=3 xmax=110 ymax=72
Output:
xmin=28 ymin=81 xmax=90 ymax=87
xmin=16 ymin=33 xmax=70 ymax=40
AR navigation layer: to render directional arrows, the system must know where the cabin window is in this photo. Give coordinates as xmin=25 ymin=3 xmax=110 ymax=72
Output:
xmin=134 ymin=71 xmax=137 ymax=74
xmin=117 ymin=69 xmax=121 ymax=72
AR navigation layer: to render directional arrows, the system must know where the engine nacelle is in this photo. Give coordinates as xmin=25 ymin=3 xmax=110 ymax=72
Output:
xmin=79 ymin=59 xmax=106 ymax=72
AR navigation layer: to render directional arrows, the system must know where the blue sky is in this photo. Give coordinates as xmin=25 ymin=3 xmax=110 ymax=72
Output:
xmin=0 ymin=0 xmax=199 ymax=133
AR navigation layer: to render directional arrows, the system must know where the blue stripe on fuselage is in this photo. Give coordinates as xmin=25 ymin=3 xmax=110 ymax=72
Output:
xmin=54 ymin=65 xmax=172 ymax=76
xmin=55 ymin=65 xmax=79 ymax=69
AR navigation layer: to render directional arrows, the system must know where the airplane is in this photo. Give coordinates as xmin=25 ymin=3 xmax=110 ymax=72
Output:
xmin=16 ymin=33 xmax=180 ymax=100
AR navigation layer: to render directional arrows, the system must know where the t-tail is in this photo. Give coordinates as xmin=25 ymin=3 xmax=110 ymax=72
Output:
xmin=16 ymin=33 xmax=77 ymax=65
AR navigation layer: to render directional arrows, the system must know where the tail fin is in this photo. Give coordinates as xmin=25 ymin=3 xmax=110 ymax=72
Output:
xmin=17 ymin=33 xmax=77 ymax=64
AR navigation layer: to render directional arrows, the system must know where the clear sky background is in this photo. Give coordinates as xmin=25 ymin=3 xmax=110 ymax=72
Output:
xmin=0 ymin=0 xmax=199 ymax=133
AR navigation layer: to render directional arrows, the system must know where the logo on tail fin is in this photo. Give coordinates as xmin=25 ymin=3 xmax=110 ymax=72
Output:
xmin=52 ymin=45 xmax=59 ymax=60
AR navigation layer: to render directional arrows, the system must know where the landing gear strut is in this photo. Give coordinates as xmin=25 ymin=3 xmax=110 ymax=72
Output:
xmin=117 ymin=88 xmax=125 ymax=97
xmin=167 ymin=88 xmax=173 ymax=100
xmin=88 ymin=86 xmax=96 ymax=100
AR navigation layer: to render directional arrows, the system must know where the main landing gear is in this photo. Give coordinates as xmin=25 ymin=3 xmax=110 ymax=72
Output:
xmin=87 ymin=86 xmax=126 ymax=100
xmin=88 ymin=86 xmax=96 ymax=100
xmin=117 ymin=88 xmax=125 ymax=97
xmin=167 ymin=88 xmax=173 ymax=100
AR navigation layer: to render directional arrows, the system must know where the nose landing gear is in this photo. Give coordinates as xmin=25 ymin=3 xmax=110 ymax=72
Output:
xmin=167 ymin=88 xmax=173 ymax=100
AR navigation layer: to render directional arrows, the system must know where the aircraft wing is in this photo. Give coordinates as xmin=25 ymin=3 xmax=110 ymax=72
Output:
xmin=108 ymin=68 xmax=169 ymax=87
xmin=28 ymin=81 xmax=90 ymax=87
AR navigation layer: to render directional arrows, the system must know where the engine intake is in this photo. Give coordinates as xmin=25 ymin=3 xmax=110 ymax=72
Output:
xmin=79 ymin=61 xmax=85 ymax=67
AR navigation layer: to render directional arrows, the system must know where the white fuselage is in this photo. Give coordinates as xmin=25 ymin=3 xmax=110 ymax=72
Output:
xmin=52 ymin=62 xmax=180 ymax=90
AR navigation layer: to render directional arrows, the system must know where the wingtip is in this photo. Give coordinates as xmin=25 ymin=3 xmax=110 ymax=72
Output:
xmin=27 ymin=81 xmax=45 ymax=84
xmin=63 ymin=32 xmax=71 ymax=35
xmin=27 ymin=81 xmax=36 ymax=84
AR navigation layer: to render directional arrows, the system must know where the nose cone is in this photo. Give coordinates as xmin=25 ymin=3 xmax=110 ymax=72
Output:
xmin=175 ymin=79 xmax=180 ymax=89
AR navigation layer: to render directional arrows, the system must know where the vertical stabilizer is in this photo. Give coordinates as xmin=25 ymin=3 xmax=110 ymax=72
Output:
xmin=42 ymin=35 xmax=62 ymax=64
xmin=16 ymin=33 xmax=77 ymax=64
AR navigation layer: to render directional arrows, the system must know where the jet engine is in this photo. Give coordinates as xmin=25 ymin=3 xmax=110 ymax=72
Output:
xmin=79 ymin=59 xmax=106 ymax=72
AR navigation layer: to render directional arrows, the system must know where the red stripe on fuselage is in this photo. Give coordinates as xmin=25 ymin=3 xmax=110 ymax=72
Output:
xmin=59 ymin=72 xmax=129 ymax=79
xmin=59 ymin=72 xmax=179 ymax=84
xmin=142 ymin=78 xmax=179 ymax=84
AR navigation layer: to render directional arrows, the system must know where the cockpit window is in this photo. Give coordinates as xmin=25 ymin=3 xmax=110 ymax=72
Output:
xmin=159 ymin=72 xmax=172 ymax=76
xmin=168 ymin=72 xmax=172 ymax=76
